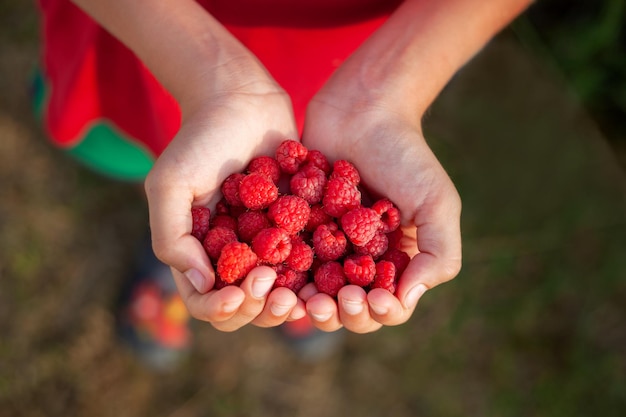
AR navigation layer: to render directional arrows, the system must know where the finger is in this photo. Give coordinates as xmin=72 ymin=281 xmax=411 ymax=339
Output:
xmin=145 ymin=168 xmax=214 ymax=294
xmin=251 ymin=287 xmax=299 ymax=327
xmin=337 ymin=285 xmax=383 ymax=333
xmin=306 ymin=293 xmax=343 ymax=332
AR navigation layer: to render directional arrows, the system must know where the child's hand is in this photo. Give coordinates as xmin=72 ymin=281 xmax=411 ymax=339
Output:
xmin=301 ymin=98 xmax=462 ymax=333
xmin=145 ymin=87 xmax=307 ymax=331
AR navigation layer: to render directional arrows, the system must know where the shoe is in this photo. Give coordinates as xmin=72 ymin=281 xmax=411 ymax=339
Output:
xmin=115 ymin=235 xmax=192 ymax=372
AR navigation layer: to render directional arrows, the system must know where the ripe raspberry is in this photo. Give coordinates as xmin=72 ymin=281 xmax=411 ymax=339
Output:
xmin=247 ymin=155 xmax=281 ymax=184
xmin=340 ymin=207 xmax=383 ymax=246
xmin=380 ymin=248 xmax=411 ymax=278
xmin=275 ymin=139 xmax=308 ymax=174
xmin=290 ymin=164 xmax=327 ymax=205
xmin=343 ymin=254 xmax=376 ymax=287
xmin=238 ymin=172 xmax=278 ymax=210
xmin=267 ymin=195 xmax=311 ymax=235
xmin=305 ymin=204 xmax=332 ymax=232
xmin=312 ymin=223 xmax=348 ymax=262
xmin=330 ymin=159 xmax=360 ymax=185
xmin=252 ymin=227 xmax=292 ymax=265
xmin=304 ymin=149 xmax=331 ymax=175
xmin=191 ymin=206 xmax=211 ymax=242
xmin=353 ymin=231 xmax=389 ymax=259
xmin=386 ymin=227 xmax=404 ymax=250
xmin=371 ymin=260 xmax=397 ymax=294
xmin=214 ymin=275 xmax=243 ymax=290
xmin=314 ymin=261 xmax=347 ymax=297
xmin=273 ymin=264 xmax=308 ymax=293
xmin=237 ymin=210 xmax=271 ymax=243
xmin=285 ymin=237 xmax=314 ymax=272
xmin=322 ymin=177 xmax=361 ymax=218
xmin=372 ymin=198 xmax=401 ymax=233
xmin=211 ymin=214 xmax=238 ymax=232
xmin=203 ymin=226 xmax=238 ymax=261
xmin=221 ymin=173 xmax=245 ymax=207
xmin=215 ymin=199 xmax=231 ymax=215
xmin=217 ymin=241 xmax=258 ymax=283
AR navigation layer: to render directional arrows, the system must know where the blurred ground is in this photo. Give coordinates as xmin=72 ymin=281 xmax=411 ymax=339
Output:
xmin=1 ymin=2 xmax=625 ymax=417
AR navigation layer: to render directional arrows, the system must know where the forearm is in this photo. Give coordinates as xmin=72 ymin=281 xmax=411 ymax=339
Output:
xmin=328 ymin=0 xmax=533 ymax=119
xmin=71 ymin=0 xmax=275 ymax=115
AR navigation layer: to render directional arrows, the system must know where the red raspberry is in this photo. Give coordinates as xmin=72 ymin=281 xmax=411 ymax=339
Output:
xmin=252 ymin=227 xmax=292 ymax=265
xmin=305 ymin=204 xmax=332 ymax=232
xmin=217 ymin=242 xmax=258 ymax=283
xmin=380 ymin=248 xmax=411 ymax=278
xmin=314 ymin=261 xmax=347 ymax=297
xmin=237 ymin=210 xmax=271 ymax=243
xmin=371 ymin=260 xmax=397 ymax=294
xmin=343 ymin=254 xmax=376 ymax=287
xmin=322 ymin=177 xmax=361 ymax=218
xmin=340 ymin=207 xmax=383 ymax=246
xmin=353 ymin=231 xmax=389 ymax=259
xmin=191 ymin=206 xmax=211 ymax=242
xmin=304 ymin=149 xmax=331 ymax=175
xmin=275 ymin=139 xmax=308 ymax=174
xmin=214 ymin=275 xmax=243 ymax=290
xmin=221 ymin=173 xmax=245 ymax=207
xmin=267 ymin=195 xmax=311 ymax=235
xmin=290 ymin=164 xmax=327 ymax=205
xmin=203 ymin=226 xmax=238 ymax=261
xmin=273 ymin=264 xmax=309 ymax=293
xmin=330 ymin=159 xmax=360 ymax=185
xmin=386 ymin=227 xmax=404 ymax=250
xmin=285 ymin=237 xmax=314 ymax=272
xmin=312 ymin=223 xmax=348 ymax=262
xmin=238 ymin=172 xmax=278 ymax=210
xmin=211 ymin=214 xmax=238 ymax=232
xmin=372 ymin=198 xmax=401 ymax=233
xmin=247 ymin=155 xmax=281 ymax=184
xmin=215 ymin=198 xmax=231 ymax=215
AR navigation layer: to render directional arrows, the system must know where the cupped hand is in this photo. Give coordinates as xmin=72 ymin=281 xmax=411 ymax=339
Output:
xmin=301 ymin=96 xmax=462 ymax=334
xmin=145 ymin=86 xmax=307 ymax=331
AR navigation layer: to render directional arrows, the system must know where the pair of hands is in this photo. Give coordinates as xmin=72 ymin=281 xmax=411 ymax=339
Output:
xmin=144 ymin=71 xmax=462 ymax=334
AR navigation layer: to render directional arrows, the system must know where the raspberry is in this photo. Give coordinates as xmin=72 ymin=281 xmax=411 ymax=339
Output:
xmin=191 ymin=206 xmax=211 ymax=241
xmin=203 ymin=226 xmax=238 ymax=261
xmin=372 ymin=198 xmax=401 ymax=233
xmin=386 ymin=227 xmax=404 ymax=250
xmin=217 ymin=241 xmax=258 ymax=283
xmin=247 ymin=155 xmax=281 ymax=184
xmin=290 ymin=164 xmax=327 ymax=205
xmin=330 ymin=159 xmax=360 ymax=185
xmin=211 ymin=214 xmax=238 ymax=232
xmin=276 ymin=139 xmax=308 ymax=174
xmin=237 ymin=210 xmax=271 ymax=243
xmin=380 ymin=248 xmax=411 ymax=278
xmin=343 ymin=254 xmax=376 ymax=287
xmin=238 ymin=172 xmax=278 ymax=210
xmin=305 ymin=149 xmax=331 ymax=175
xmin=314 ymin=261 xmax=347 ymax=297
xmin=305 ymin=204 xmax=332 ymax=232
xmin=215 ymin=199 xmax=231 ymax=215
xmin=268 ymin=195 xmax=311 ymax=235
xmin=371 ymin=260 xmax=397 ymax=294
xmin=312 ymin=223 xmax=348 ymax=262
xmin=221 ymin=173 xmax=245 ymax=207
xmin=322 ymin=177 xmax=361 ymax=218
xmin=340 ymin=207 xmax=383 ymax=246
xmin=252 ymin=227 xmax=292 ymax=265
xmin=353 ymin=231 xmax=389 ymax=259
xmin=285 ymin=237 xmax=314 ymax=272
xmin=273 ymin=264 xmax=309 ymax=293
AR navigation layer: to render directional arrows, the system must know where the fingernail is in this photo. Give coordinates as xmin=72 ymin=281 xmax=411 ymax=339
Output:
xmin=270 ymin=303 xmax=291 ymax=317
xmin=341 ymin=298 xmax=363 ymax=316
xmin=369 ymin=303 xmax=389 ymax=316
xmin=311 ymin=312 xmax=332 ymax=322
xmin=184 ymin=268 xmax=205 ymax=293
xmin=252 ymin=276 xmax=275 ymax=298
xmin=405 ymin=284 xmax=428 ymax=310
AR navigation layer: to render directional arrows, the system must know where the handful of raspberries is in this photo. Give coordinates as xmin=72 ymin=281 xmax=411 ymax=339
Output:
xmin=191 ymin=140 xmax=411 ymax=298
